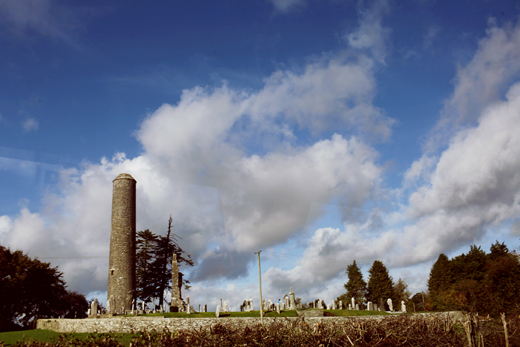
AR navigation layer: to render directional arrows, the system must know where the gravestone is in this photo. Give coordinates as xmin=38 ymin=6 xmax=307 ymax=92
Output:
xmin=223 ymin=301 xmax=228 ymax=312
xmin=187 ymin=296 xmax=191 ymax=314
xmin=276 ymin=303 xmax=281 ymax=314
xmin=367 ymin=301 xmax=373 ymax=311
xmin=351 ymin=297 xmax=355 ymax=309
xmin=348 ymin=304 xmax=352 ymax=310
xmin=170 ymin=254 xmax=183 ymax=312
xmin=204 ymin=304 xmax=207 ymax=312
xmin=387 ymin=298 xmax=393 ymax=312
xmin=216 ymin=305 xmax=220 ymax=318
xmin=90 ymin=299 xmax=99 ymax=317
xmin=339 ymin=301 xmax=343 ymax=310
xmin=401 ymin=300 xmax=406 ymax=312
xmin=374 ymin=304 xmax=378 ymax=311
xmin=289 ymin=287 xmax=296 ymax=310
xmin=355 ymin=304 xmax=359 ymax=310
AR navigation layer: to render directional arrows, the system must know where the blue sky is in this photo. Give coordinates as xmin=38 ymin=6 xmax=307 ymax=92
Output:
xmin=1 ymin=0 xmax=520 ymax=310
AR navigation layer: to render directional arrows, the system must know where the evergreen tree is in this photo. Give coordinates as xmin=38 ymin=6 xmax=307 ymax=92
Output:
xmin=426 ymin=242 xmax=520 ymax=316
xmin=136 ymin=216 xmax=194 ymax=306
xmin=484 ymin=241 xmax=520 ymax=316
xmin=136 ymin=229 xmax=158 ymax=302
xmin=393 ymin=278 xmax=411 ymax=303
xmin=366 ymin=260 xmax=395 ymax=309
xmin=343 ymin=260 xmax=367 ymax=307
xmin=427 ymin=253 xmax=453 ymax=311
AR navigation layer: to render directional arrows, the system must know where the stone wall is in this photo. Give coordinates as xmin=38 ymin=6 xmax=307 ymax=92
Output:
xmin=36 ymin=312 xmax=462 ymax=333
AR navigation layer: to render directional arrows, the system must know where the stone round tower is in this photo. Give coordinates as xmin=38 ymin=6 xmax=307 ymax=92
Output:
xmin=107 ymin=173 xmax=136 ymax=314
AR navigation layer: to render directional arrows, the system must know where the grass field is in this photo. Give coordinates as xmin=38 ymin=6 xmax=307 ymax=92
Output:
xmin=131 ymin=308 xmax=391 ymax=318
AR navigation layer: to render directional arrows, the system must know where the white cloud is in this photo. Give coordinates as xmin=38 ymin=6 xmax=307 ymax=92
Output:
xmin=427 ymin=21 xmax=520 ymax=151
xmin=22 ymin=118 xmax=38 ymax=132
xmin=0 ymin=0 xmax=393 ymax=299
xmin=1 ymin=42 xmax=388 ymax=295
xmin=346 ymin=0 xmax=390 ymax=64
xmin=249 ymin=55 xmax=393 ymax=140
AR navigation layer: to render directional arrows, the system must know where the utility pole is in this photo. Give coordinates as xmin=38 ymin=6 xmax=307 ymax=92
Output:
xmin=255 ymin=251 xmax=263 ymax=324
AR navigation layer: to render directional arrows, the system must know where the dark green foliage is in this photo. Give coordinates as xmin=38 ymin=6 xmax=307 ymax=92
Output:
xmin=61 ymin=291 xmax=88 ymax=319
xmin=366 ymin=260 xmax=395 ymax=309
xmin=428 ymin=253 xmax=453 ymax=311
xmin=136 ymin=216 xmax=193 ymax=306
xmin=411 ymin=292 xmax=430 ymax=312
xmin=427 ymin=241 xmax=520 ymax=316
xmin=394 ymin=278 xmax=412 ymax=307
xmin=342 ymin=260 xmax=367 ymax=307
xmin=136 ymin=229 xmax=159 ymax=302
xmin=0 ymin=245 xmax=87 ymax=331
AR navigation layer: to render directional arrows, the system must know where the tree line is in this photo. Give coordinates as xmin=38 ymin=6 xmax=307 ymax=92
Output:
xmin=338 ymin=240 xmax=520 ymax=317
xmin=428 ymin=241 xmax=520 ymax=316
xmin=336 ymin=259 xmax=411 ymax=311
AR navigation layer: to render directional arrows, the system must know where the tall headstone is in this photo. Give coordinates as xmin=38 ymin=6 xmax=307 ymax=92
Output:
xmin=90 ymin=299 xmax=99 ymax=317
xmin=107 ymin=174 xmax=136 ymax=314
xmin=289 ymin=287 xmax=296 ymax=310
xmin=351 ymin=297 xmax=355 ymax=310
xmin=387 ymin=298 xmax=393 ymax=312
xmin=170 ymin=253 xmax=183 ymax=312
xmin=401 ymin=300 xmax=406 ymax=312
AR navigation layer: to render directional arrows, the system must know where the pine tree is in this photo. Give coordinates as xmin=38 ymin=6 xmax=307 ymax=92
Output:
xmin=427 ymin=253 xmax=452 ymax=311
xmin=343 ymin=260 xmax=367 ymax=307
xmin=366 ymin=260 xmax=395 ymax=309
xmin=394 ymin=277 xmax=411 ymax=303
xmin=136 ymin=229 xmax=158 ymax=302
xmin=136 ymin=216 xmax=194 ymax=307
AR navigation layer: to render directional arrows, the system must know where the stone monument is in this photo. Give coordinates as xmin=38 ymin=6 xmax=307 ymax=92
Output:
xmin=289 ymin=287 xmax=296 ymax=310
xmin=170 ymin=253 xmax=183 ymax=312
xmin=107 ymin=173 xmax=136 ymax=314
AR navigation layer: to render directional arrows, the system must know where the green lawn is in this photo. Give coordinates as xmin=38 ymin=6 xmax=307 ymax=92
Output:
xmin=131 ymin=309 xmax=390 ymax=318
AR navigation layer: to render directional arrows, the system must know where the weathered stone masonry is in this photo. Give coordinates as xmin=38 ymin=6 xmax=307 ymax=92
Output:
xmin=107 ymin=173 xmax=137 ymax=314
xmin=36 ymin=312 xmax=462 ymax=334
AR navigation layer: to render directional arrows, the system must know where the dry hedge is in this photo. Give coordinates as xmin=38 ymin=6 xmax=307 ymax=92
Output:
xmin=4 ymin=314 xmax=520 ymax=346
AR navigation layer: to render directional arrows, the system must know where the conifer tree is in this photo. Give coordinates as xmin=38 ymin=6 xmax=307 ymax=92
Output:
xmin=343 ymin=260 xmax=367 ymax=307
xmin=427 ymin=253 xmax=452 ymax=310
xmin=136 ymin=217 xmax=193 ymax=307
xmin=366 ymin=260 xmax=395 ymax=309
xmin=394 ymin=277 xmax=411 ymax=303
